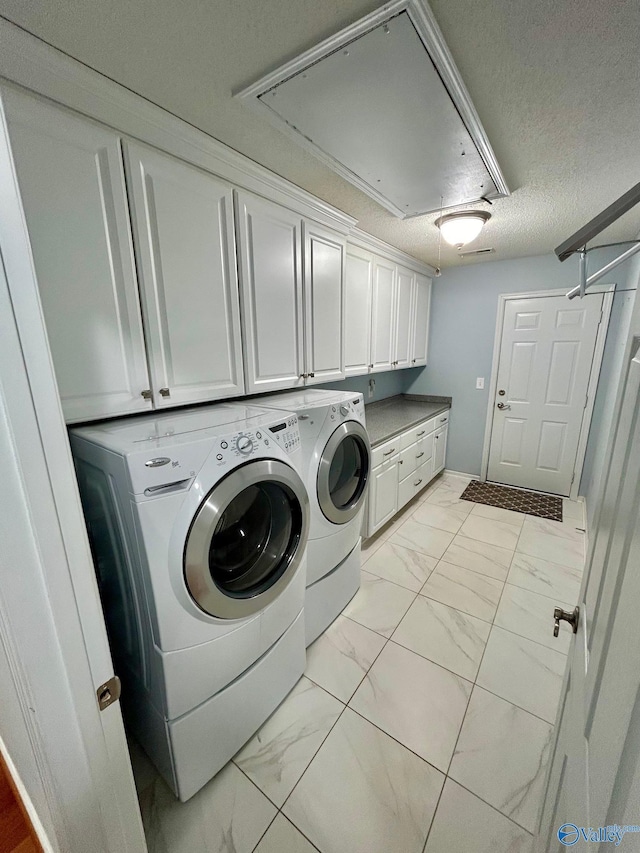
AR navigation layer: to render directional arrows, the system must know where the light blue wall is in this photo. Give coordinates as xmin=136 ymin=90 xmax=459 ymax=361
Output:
xmin=324 ymin=366 xmax=422 ymax=403
xmin=404 ymin=250 xmax=629 ymax=477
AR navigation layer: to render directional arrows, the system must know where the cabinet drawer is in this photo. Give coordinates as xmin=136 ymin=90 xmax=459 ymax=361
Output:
xmin=371 ymin=436 xmax=401 ymax=467
xmin=400 ymin=418 xmax=435 ymax=449
xmin=413 ymin=457 xmax=435 ymax=494
xmin=398 ymin=473 xmax=416 ymax=508
xmin=399 ymin=443 xmax=418 ymax=480
xmin=434 ymin=410 xmax=450 ymax=428
xmin=397 ymin=455 xmax=435 ymax=510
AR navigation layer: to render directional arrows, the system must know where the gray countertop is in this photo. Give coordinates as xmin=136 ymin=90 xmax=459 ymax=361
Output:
xmin=365 ymin=394 xmax=451 ymax=447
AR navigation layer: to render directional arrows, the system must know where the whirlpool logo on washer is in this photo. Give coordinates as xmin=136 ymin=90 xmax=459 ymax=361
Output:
xmin=145 ymin=457 xmax=173 ymax=468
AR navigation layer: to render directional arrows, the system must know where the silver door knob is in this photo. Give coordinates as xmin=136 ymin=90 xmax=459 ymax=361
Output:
xmin=553 ymin=606 xmax=579 ymax=637
xmin=496 ymin=402 xmax=510 ymax=410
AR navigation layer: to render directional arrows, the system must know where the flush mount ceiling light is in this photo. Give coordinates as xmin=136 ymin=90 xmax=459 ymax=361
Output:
xmin=435 ymin=211 xmax=491 ymax=248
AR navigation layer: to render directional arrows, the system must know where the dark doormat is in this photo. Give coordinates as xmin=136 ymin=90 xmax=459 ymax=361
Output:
xmin=460 ymin=480 xmax=563 ymax=522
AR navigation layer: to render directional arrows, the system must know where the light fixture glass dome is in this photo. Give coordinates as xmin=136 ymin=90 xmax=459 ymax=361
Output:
xmin=435 ymin=211 xmax=491 ymax=248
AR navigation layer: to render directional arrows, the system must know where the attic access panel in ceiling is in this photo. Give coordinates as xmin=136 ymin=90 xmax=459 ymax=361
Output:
xmin=237 ymin=0 xmax=509 ymax=219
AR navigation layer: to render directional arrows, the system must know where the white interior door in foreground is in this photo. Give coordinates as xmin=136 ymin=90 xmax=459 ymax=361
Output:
xmin=488 ymin=293 xmax=604 ymax=496
xmin=538 ymin=338 xmax=640 ymax=851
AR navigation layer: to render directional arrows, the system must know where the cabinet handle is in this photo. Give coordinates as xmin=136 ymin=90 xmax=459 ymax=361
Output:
xmin=440 ymin=417 xmax=447 ymax=423
xmin=398 ymin=459 xmax=403 ymax=464
xmin=301 ymin=374 xmax=308 ymax=379
xmin=417 ymin=430 xmax=426 ymax=437
xmin=368 ymin=364 xmax=374 ymax=369
xmin=416 ymin=452 xmax=424 ymax=459
xmin=159 ymin=387 xmax=170 ymax=398
xmin=309 ymin=372 xmax=315 ymax=378
xmin=435 ymin=435 xmax=440 ymax=440
xmin=414 ymin=478 xmax=423 ymax=487
xmin=383 ymin=447 xmax=396 ymax=456
xmin=141 ymin=389 xmax=152 ymax=400
xmin=412 ymin=358 xmax=416 ymax=363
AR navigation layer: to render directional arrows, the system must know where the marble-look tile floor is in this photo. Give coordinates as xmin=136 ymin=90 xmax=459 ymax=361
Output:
xmin=133 ymin=473 xmax=586 ymax=853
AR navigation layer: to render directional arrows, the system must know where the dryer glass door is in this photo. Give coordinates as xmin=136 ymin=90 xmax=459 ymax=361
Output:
xmin=317 ymin=421 xmax=370 ymax=524
xmin=185 ymin=460 xmax=309 ymax=618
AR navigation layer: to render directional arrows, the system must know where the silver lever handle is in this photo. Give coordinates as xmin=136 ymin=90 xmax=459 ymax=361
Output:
xmin=383 ymin=447 xmax=396 ymax=456
xmin=497 ymin=402 xmax=511 ymax=410
xmin=553 ymin=606 xmax=579 ymax=637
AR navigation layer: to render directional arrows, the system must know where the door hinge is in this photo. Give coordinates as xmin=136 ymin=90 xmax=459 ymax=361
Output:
xmin=571 ymin=471 xmax=576 ymax=486
xmin=97 ymin=675 xmax=121 ymax=711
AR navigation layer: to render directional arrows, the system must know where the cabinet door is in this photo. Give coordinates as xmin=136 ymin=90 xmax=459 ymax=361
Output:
xmin=394 ymin=266 xmax=414 ymax=369
xmin=344 ymin=245 xmax=373 ymax=376
xmin=370 ymin=257 xmax=396 ymax=373
xmin=410 ymin=273 xmax=432 ymax=366
xmin=3 ymin=90 xmax=150 ymax=422
xmin=235 ymin=192 xmax=304 ymax=393
xmin=368 ymin=457 xmax=399 ymax=534
xmin=303 ymin=221 xmax=345 ymax=384
xmin=124 ymin=142 xmax=244 ymax=407
xmin=399 ymin=442 xmax=419 ymax=480
xmin=434 ymin=425 xmax=448 ymax=474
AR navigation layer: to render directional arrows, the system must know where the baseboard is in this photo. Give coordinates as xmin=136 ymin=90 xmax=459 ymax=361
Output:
xmin=443 ymin=468 xmax=476 ymax=479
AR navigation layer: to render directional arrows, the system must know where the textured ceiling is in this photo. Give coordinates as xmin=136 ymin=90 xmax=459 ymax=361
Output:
xmin=1 ymin=0 xmax=639 ymax=268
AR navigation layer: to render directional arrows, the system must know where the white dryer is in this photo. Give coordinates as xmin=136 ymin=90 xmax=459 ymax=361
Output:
xmin=257 ymin=389 xmax=371 ymax=644
xmin=70 ymin=403 xmax=309 ymax=801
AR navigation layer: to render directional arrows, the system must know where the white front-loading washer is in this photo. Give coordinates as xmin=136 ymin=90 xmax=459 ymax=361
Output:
xmin=257 ymin=389 xmax=371 ymax=644
xmin=70 ymin=403 xmax=309 ymax=801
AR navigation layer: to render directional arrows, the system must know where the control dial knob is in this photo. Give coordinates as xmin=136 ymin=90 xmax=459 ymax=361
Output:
xmin=235 ymin=435 xmax=254 ymax=454
xmin=339 ymin=405 xmax=350 ymax=416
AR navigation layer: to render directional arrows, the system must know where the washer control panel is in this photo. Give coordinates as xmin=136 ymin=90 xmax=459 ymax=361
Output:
xmin=211 ymin=416 xmax=301 ymax=466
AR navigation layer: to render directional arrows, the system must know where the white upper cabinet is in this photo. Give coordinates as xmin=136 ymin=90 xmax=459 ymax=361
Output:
xmin=123 ymin=141 xmax=244 ymax=407
xmin=303 ymin=221 xmax=345 ymax=384
xmin=393 ymin=266 xmax=414 ymax=369
xmin=235 ymin=191 xmax=305 ymax=393
xmin=344 ymin=245 xmax=373 ymax=376
xmin=3 ymin=90 xmax=151 ymax=423
xmin=370 ymin=257 xmax=396 ymax=373
xmin=410 ymin=272 xmax=432 ymax=366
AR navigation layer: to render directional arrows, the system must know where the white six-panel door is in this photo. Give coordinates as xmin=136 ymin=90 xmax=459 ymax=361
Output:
xmin=303 ymin=220 xmax=345 ymax=384
xmin=124 ymin=141 xmax=244 ymax=407
xmin=488 ymin=293 xmax=604 ymax=496
xmin=2 ymin=89 xmax=151 ymax=423
xmin=235 ymin=191 xmax=305 ymax=393
xmin=344 ymin=245 xmax=373 ymax=376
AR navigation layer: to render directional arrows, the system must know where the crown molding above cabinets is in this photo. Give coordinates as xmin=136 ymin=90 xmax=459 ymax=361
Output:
xmin=349 ymin=227 xmax=436 ymax=277
xmin=0 ymin=17 xmax=356 ymax=234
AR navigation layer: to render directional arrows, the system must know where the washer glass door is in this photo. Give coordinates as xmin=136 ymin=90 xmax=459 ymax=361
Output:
xmin=185 ymin=459 xmax=309 ymax=618
xmin=317 ymin=421 xmax=370 ymax=524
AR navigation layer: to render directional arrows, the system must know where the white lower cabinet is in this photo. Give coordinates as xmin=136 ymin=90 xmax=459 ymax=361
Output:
xmin=366 ymin=411 xmax=449 ymax=537
xmin=434 ymin=424 xmax=448 ymax=474
xmin=368 ymin=454 xmax=400 ymax=532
